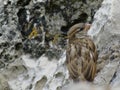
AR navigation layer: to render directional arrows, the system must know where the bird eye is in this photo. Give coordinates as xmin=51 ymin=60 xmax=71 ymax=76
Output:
xmin=79 ymin=27 xmax=84 ymax=31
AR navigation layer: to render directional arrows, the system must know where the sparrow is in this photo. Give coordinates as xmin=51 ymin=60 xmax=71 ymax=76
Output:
xmin=66 ymin=23 xmax=98 ymax=82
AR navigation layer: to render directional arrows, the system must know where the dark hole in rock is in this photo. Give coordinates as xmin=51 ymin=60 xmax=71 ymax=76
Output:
xmin=0 ymin=61 xmax=5 ymax=69
xmin=35 ymin=76 xmax=47 ymax=90
xmin=14 ymin=55 xmax=18 ymax=58
xmin=8 ymin=0 xmax=11 ymax=4
xmin=17 ymin=0 xmax=31 ymax=6
xmin=9 ymin=31 xmax=16 ymax=36
xmin=71 ymin=13 xmax=88 ymax=25
xmin=17 ymin=8 xmax=26 ymax=17
xmin=12 ymin=17 xmax=16 ymax=21
xmin=55 ymin=72 xmax=63 ymax=78
xmin=17 ymin=8 xmax=27 ymax=26
xmin=0 ymin=50 xmax=5 ymax=58
xmin=34 ymin=5 xmax=41 ymax=9
xmin=4 ymin=54 xmax=15 ymax=63
xmin=61 ymin=25 xmax=70 ymax=34
xmin=0 ymin=33 xmax=2 ymax=36
xmin=110 ymin=55 xmax=115 ymax=60
xmin=9 ymin=57 xmax=12 ymax=60
xmin=2 ymin=42 xmax=9 ymax=47
xmin=61 ymin=13 xmax=88 ymax=34
xmin=97 ymin=50 xmax=100 ymax=54
xmin=90 ymin=8 xmax=96 ymax=23
xmin=29 ymin=84 xmax=33 ymax=90
xmin=15 ymin=42 xmax=23 ymax=50
xmin=57 ymin=86 xmax=62 ymax=90
xmin=82 ymin=0 xmax=87 ymax=4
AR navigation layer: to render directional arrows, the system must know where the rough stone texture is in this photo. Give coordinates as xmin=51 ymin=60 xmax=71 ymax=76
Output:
xmin=88 ymin=0 xmax=120 ymax=87
xmin=1 ymin=0 xmax=120 ymax=90
xmin=8 ymin=52 xmax=68 ymax=90
xmin=62 ymin=82 xmax=120 ymax=90
xmin=15 ymin=0 xmax=103 ymax=58
xmin=0 ymin=0 xmax=23 ymax=69
xmin=88 ymin=0 xmax=120 ymax=48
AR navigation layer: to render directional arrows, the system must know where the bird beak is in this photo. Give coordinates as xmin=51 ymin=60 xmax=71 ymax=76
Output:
xmin=83 ymin=23 xmax=91 ymax=32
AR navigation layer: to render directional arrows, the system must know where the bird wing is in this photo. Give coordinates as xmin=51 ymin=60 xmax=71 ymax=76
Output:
xmin=66 ymin=37 xmax=97 ymax=81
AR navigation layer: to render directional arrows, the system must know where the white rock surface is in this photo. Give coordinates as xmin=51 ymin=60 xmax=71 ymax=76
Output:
xmin=62 ymin=82 xmax=120 ymax=90
xmin=88 ymin=0 xmax=120 ymax=48
xmin=88 ymin=0 xmax=120 ymax=87
xmin=8 ymin=51 xmax=69 ymax=90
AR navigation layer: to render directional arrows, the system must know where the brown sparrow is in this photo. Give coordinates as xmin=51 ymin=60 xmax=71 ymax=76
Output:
xmin=66 ymin=23 xmax=98 ymax=82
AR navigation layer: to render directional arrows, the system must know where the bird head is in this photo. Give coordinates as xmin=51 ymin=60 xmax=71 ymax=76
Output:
xmin=67 ymin=23 xmax=91 ymax=39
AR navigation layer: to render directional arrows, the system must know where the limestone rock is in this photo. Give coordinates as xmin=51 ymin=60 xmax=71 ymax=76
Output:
xmin=1 ymin=0 xmax=120 ymax=90
xmin=88 ymin=0 xmax=120 ymax=87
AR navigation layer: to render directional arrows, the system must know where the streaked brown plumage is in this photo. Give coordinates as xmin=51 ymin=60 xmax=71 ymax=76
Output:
xmin=66 ymin=23 xmax=98 ymax=82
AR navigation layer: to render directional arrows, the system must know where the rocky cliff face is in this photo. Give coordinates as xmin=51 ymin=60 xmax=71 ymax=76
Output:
xmin=0 ymin=0 xmax=120 ymax=90
xmin=88 ymin=0 xmax=120 ymax=87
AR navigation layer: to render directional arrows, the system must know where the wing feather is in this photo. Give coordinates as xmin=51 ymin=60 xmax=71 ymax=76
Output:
xmin=66 ymin=36 xmax=97 ymax=81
